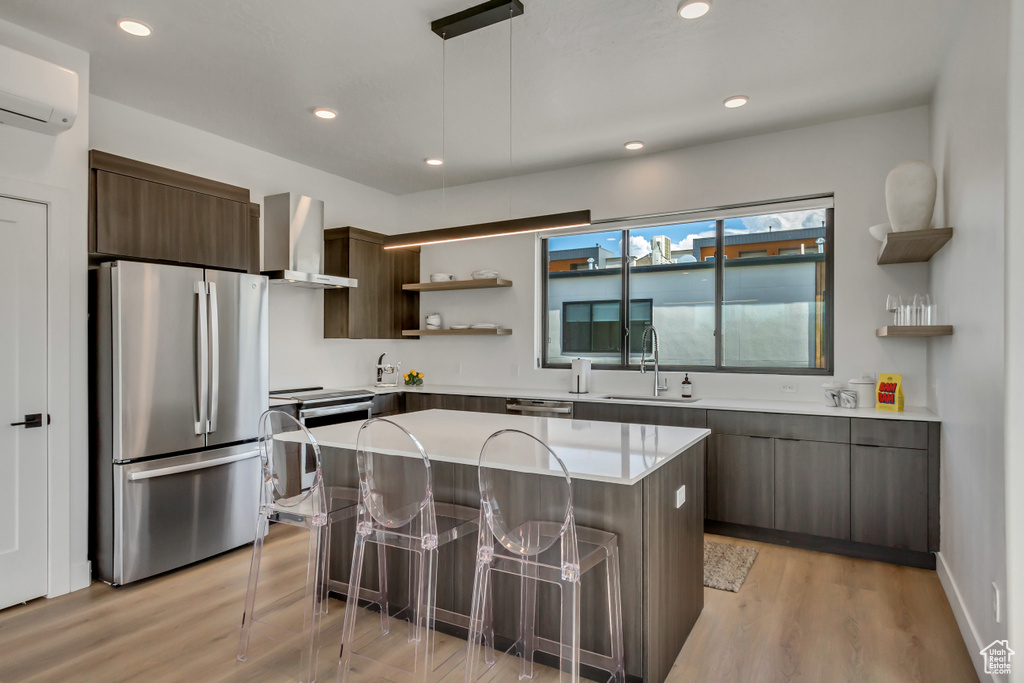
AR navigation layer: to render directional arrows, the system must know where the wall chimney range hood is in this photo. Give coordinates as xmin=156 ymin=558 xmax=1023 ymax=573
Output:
xmin=262 ymin=193 xmax=358 ymax=289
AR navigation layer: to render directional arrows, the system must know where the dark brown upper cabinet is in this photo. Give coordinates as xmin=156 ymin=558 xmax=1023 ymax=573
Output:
xmin=89 ymin=150 xmax=251 ymax=271
xmin=323 ymin=227 xmax=419 ymax=339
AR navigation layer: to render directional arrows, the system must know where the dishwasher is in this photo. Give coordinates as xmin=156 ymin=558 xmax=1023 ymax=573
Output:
xmin=505 ymin=398 xmax=574 ymax=419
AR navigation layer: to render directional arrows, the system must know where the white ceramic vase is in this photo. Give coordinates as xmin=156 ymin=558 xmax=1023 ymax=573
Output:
xmin=885 ymin=161 xmax=937 ymax=232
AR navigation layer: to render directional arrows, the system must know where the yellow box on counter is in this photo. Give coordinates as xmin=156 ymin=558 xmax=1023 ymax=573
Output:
xmin=876 ymin=373 xmax=905 ymax=412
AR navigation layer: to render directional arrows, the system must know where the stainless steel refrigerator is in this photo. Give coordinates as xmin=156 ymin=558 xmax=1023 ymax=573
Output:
xmin=92 ymin=260 xmax=269 ymax=585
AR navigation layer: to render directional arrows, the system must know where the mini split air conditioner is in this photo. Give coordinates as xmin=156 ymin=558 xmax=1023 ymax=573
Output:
xmin=0 ymin=43 xmax=78 ymax=135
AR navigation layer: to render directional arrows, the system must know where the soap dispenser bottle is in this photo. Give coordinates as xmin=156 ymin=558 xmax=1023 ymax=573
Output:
xmin=681 ymin=373 xmax=693 ymax=398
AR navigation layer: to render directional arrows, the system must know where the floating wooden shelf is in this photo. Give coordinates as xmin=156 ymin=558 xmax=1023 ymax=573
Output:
xmin=877 ymin=228 xmax=953 ymax=265
xmin=402 ymin=327 xmax=512 ymax=336
xmin=402 ymin=278 xmax=513 ymax=292
xmin=876 ymin=325 xmax=953 ymax=338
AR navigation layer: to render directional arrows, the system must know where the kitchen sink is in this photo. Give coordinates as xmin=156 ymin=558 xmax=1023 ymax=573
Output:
xmin=599 ymin=394 xmax=701 ymax=404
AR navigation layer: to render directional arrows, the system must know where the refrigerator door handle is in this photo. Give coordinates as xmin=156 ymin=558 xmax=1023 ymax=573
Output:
xmin=208 ymin=281 xmax=220 ymax=433
xmin=126 ymin=449 xmax=259 ymax=481
xmin=195 ymin=281 xmax=209 ymax=435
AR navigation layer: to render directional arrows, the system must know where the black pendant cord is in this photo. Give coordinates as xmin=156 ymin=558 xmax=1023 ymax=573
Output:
xmin=442 ymin=31 xmax=447 ymax=225
xmin=508 ymin=5 xmax=513 ymax=220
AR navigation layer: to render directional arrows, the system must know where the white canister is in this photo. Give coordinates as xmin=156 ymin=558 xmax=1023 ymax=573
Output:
xmin=849 ymin=378 xmax=876 ymax=408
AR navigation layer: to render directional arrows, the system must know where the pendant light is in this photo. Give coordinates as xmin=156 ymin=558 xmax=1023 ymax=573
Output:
xmin=385 ymin=0 xmax=590 ymax=250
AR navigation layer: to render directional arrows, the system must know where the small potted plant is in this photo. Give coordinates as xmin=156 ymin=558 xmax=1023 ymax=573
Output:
xmin=404 ymin=369 xmax=424 ymax=386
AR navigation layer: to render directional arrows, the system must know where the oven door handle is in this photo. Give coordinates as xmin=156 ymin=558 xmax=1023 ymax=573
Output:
xmin=299 ymin=401 xmax=374 ymax=421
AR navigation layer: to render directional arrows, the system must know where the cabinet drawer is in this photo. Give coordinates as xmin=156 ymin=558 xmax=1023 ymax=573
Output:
xmin=774 ymin=440 xmax=851 ymax=539
xmin=850 ymin=418 xmax=929 ymax=449
xmin=708 ymin=410 xmax=849 ymax=443
xmin=706 ymin=434 xmax=774 ymax=528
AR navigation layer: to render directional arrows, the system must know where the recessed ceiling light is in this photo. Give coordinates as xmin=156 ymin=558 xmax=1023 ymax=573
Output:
xmin=624 ymin=141 xmax=644 ymax=151
xmin=313 ymin=109 xmax=337 ymax=120
xmin=118 ymin=19 xmax=152 ymax=37
xmin=425 ymin=158 xmax=444 ymax=166
xmin=677 ymin=0 xmax=711 ymax=19
xmin=723 ymin=95 xmax=749 ymax=108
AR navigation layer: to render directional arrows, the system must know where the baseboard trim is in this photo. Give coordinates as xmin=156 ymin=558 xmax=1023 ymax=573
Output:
xmin=704 ymin=521 xmax=936 ymax=569
xmin=935 ymin=552 xmax=995 ymax=683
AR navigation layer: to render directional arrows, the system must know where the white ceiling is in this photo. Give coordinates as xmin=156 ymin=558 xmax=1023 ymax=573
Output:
xmin=1 ymin=0 xmax=963 ymax=194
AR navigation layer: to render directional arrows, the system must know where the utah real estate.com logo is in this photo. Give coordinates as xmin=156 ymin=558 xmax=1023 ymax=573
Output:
xmin=981 ymin=640 xmax=1014 ymax=676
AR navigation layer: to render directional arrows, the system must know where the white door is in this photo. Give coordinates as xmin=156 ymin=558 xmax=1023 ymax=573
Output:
xmin=0 ymin=196 xmax=48 ymax=609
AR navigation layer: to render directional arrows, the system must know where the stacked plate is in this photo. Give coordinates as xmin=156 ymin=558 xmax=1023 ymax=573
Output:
xmin=450 ymin=324 xmax=469 ymax=330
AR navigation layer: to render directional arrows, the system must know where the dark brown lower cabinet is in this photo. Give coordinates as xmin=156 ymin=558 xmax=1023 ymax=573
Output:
xmin=851 ymin=445 xmax=928 ymax=552
xmin=572 ymin=400 xmax=707 ymax=428
xmin=706 ymin=434 xmax=774 ymax=528
xmin=404 ymin=392 xmax=505 ymax=414
xmin=774 ymin=439 xmax=851 ymax=539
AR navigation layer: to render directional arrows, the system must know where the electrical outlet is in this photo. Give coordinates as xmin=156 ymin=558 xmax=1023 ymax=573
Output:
xmin=675 ymin=485 xmax=686 ymax=508
xmin=781 ymin=383 xmax=798 ymax=393
xmin=993 ymin=582 xmax=1001 ymax=623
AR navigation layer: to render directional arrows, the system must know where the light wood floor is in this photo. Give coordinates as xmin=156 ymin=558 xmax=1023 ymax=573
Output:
xmin=0 ymin=527 xmax=978 ymax=682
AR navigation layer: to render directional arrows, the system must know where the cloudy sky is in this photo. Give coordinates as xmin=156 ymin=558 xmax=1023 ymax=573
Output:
xmin=549 ymin=208 xmax=826 ymax=260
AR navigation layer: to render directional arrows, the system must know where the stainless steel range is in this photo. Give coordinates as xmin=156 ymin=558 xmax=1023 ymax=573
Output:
xmin=270 ymin=388 xmax=374 ymax=428
xmin=269 ymin=388 xmax=374 ymax=489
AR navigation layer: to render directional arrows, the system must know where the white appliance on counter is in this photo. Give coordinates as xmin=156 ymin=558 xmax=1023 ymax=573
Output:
xmin=92 ymin=261 xmax=269 ymax=585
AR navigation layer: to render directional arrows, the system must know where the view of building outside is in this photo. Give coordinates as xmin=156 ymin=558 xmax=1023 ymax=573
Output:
xmin=544 ymin=207 xmax=829 ymax=370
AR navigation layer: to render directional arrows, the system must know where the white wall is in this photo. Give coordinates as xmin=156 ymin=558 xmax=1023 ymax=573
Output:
xmin=1006 ymin=2 xmax=1024 ymax=680
xmin=0 ymin=19 xmax=90 ymax=594
xmin=929 ymin=3 xmax=1010 ymax=680
xmin=393 ymin=107 xmax=934 ymax=403
xmin=89 ymin=96 xmax=411 ymax=391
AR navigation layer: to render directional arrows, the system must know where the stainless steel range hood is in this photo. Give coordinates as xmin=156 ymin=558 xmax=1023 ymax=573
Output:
xmin=262 ymin=193 xmax=358 ymax=289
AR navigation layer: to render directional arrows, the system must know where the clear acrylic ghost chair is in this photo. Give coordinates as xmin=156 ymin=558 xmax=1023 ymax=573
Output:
xmin=464 ymin=429 xmax=625 ymax=683
xmin=337 ymin=417 xmax=478 ymax=683
xmin=237 ymin=409 xmax=364 ymax=683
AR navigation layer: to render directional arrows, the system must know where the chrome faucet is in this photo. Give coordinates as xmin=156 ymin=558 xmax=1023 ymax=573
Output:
xmin=639 ymin=325 xmax=669 ymax=397
xmin=375 ymin=353 xmax=401 ymax=387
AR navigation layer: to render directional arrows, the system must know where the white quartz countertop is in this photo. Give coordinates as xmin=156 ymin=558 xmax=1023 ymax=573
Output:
xmin=301 ymin=409 xmax=710 ymax=486
xmin=353 ymin=384 xmax=940 ymax=422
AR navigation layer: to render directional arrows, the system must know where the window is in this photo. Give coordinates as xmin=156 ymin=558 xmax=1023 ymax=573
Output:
xmin=562 ymin=300 xmax=653 ymax=354
xmin=542 ymin=199 xmax=833 ymax=373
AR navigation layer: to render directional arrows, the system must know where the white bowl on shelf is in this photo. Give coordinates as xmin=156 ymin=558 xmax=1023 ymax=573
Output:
xmin=429 ymin=273 xmax=455 ymax=283
xmin=471 ymin=269 xmax=499 ymax=280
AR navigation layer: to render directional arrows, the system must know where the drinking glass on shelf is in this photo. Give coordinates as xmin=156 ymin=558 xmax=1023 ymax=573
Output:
xmin=921 ymin=294 xmax=932 ymax=325
xmin=912 ymin=294 xmax=923 ymax=326
xmin=886 ymin=294 xmax=899 ymax=326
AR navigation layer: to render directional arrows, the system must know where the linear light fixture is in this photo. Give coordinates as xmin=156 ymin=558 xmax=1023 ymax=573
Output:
xmin=383 ymin=210 xmax=591 ymax=250
xmin=432 ymin=0 xmax=524 ymax=39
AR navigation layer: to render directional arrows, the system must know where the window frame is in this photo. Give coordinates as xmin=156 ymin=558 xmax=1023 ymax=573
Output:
xmin=541 ymin=203 xmax=834 ymax=375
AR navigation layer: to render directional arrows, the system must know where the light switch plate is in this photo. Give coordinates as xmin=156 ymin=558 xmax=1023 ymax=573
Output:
xmin=675 ymin=485 xmax=686 ymax=508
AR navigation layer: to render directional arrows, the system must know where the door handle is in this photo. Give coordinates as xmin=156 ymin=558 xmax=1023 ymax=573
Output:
xmin=195 ymin=281 xmax=209 ymax=435
xmin=10 ymin=413 xmax=43 ymax=428
xmin=208 ymin=281 xmax=219 ymax=433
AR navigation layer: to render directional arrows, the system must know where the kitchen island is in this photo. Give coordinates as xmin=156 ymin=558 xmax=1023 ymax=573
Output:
xmin=307 ymin=409 xmax=709 ymax=683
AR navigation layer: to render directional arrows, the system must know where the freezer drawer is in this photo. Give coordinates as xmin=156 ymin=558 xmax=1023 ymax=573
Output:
xmin=108 ymin=444 xmax=261 ymax=585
